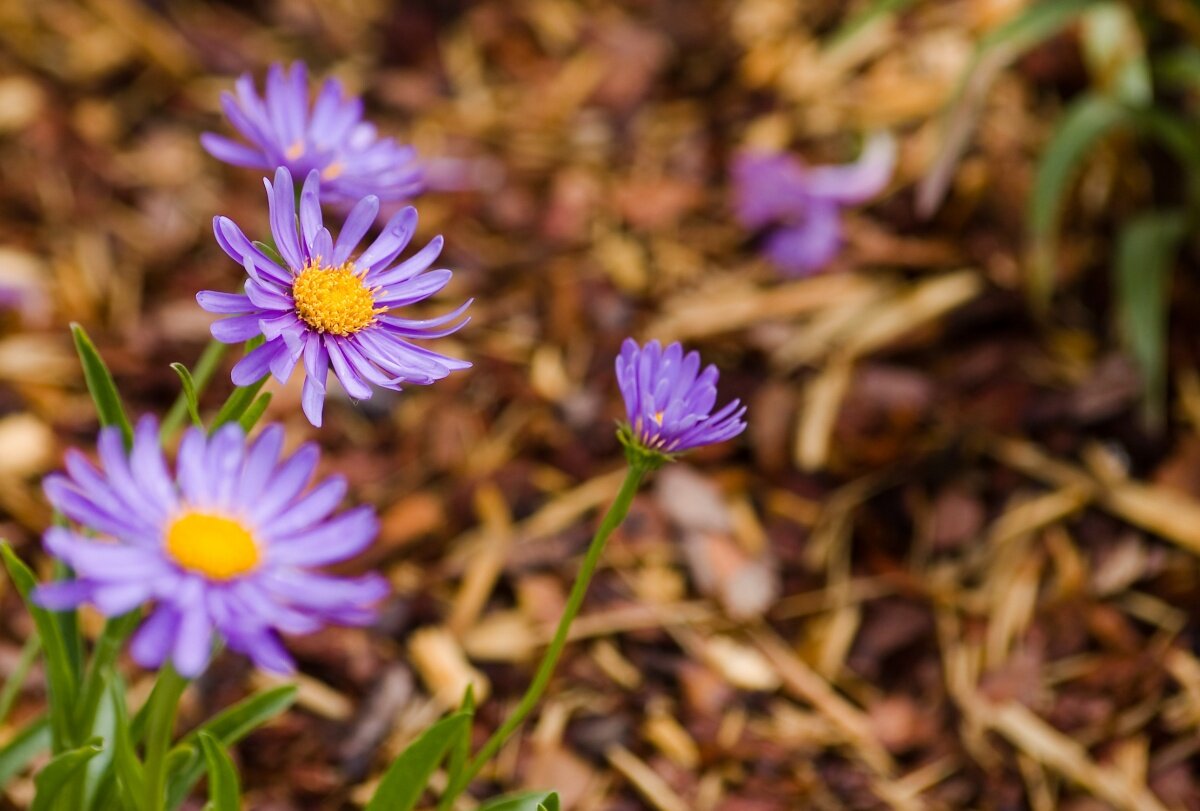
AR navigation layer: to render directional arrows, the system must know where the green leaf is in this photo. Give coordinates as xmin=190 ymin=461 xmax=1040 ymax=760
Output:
xmin=161 ymin=340 xmax=230 ymax=442
xmin=197 ymin=733 xmax=241 ymax=811
xmin=70 ymin=323 xmax=133 ymax=446
xmin=209 ymin=378 xmax=268 ymax=434
xmin=366 ymin=712 xmax=471 ymax=811
xmin=826 ymin=0 xmax=914 ymax=48
xmin=917 ymin=0 xmax=1096 ymax=216
xmin=165 ymin=684 xmax=296 ymax=810
xmin=0 ymin=715 xmax=51 ymax=787
xmin=1 ymin=542 xmax=79 ymax=751
xmin=0 ymin=632 xmax=40 ymax=727
xmin=446 ymin=685 xmax=476 ymax=785
xmin=107 ymin=678 xmax=147 ymax=811
xmin=73 ymin=610 xmax=140 ymax=750
xmin=170 ymin=363 xmax=204 ymax=429
xmin=1028 ymin=93 xmax=1130 ymax=306
xmin=31 ymin=738 xmax=104 ymax=811
xmin=1115 ymin=211 xmax=1187 ymax=430
xmin=1080 ymin=2 xmax=1150 ymax=105
xmin=238 ymin=391 xmax=273 ymax=432
xmin=476 ymin=792 xmax=561 ymax=811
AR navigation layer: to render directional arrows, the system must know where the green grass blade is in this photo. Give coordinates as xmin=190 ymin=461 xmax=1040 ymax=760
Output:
xmin=367 ymin=712 xmax=471 ymax=811
xmin=445 ymin=684 xmax=475 ymax=785
xmin=1028 ymin=93 xmax=1129 ymax=306
xmin=1115 ymin=211 xmax=1187 ymax=430
xmin=170 ymin=363 xmax=204 ymax=429
xmin=70 ymin=323 xmax=133 ymax=447
xmin=161 ymin=340 xmax=230 ymax=442
xmin=1 ymin=542 xmax=79 ymax=751
xmin=197 ymin=733 xmax=242 ymax=811
xmin=0 ymin=715 xmax=51 ymax=787
xmin=164 ymin=684 xmax=296 ymax=809
xmin=0 ymin=632 xmax=40 ymax=727
xmin=237 ymin=391 xmax=273 ymax=432
xmin=476 ymin=792 xmax=561 ymax=811
xmin=30 ymin=738 xmax=104 ymax=811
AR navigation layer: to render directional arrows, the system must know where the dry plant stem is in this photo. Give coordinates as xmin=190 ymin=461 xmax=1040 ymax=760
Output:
xmin=439 ymin=462 xmax=650 ymax=806
xmin=143 ymin=664 xmax=188 ymax=811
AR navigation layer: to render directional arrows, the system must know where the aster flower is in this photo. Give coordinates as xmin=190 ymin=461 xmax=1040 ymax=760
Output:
xmin=201 ymin=61 xmax=423 ymax=204
xmin=732 ymin=132 xmax=896 ymax=276
xmin=33 ymin=417 xmax=387 ymax=677
xmin=199 ymin=166 xmax=471 ymax=427
xmin=615 ymin=338 xmax=746 ymax=463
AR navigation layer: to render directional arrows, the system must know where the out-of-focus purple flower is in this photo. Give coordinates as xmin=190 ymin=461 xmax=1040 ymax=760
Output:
xmin=732 ymin=132 xmax=896 ymax=276
xmin=615 ymin=338 xmax=746 ymax=458
xmin=201 ymin=62 xmax=423 ymax=204
xmin=198 ymin=167 xmax=471 ymax=427
xmin=33 ymin=417 xmax=388 ymax=677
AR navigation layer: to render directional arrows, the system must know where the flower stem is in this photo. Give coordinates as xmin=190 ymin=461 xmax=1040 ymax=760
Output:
xmin=439 ymin=462 xmax=650 ymax=806
xmin=143 ymin=665 xmax=188 ymax=811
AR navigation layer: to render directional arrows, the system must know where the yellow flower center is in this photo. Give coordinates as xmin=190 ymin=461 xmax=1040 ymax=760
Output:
xmin=165 ymin=512 xmax=260 ymax=581
xmin=292 ymin=260 xmax=381 ymax=336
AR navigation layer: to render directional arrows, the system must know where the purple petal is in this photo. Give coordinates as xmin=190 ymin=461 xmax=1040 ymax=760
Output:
xmin=762 ymin=204 xmax=843 ymax=276
xmin=800 ymin=132 xmax=896 ymax=204
xmin=269 ymin=505 xmax=378 ymax=566
xmin=130 ymin=608 xmax=181 ymax=669
xmin=333 ymin=195 xmax=380 ymax=265
xmin=200 ymin=133 xmax=271 ymax=169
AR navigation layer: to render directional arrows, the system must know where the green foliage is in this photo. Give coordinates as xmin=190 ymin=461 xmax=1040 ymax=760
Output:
xmin=198 ymin=733 xmax=242 ymax=811
xmin=476 ymin=792 xmax=562 ymax=811
xmin=0 ymin=716 xmax=51 ymax=787
xmin=31 ymin=739 xmax=104 ymax=811
xmin=70 ymin=323 xmax=133 ymax=446
xmin=1115 ymin=211 xmax=1187 ymax=428
xmin=1 ymin=542 xmax=79 ymax=752
xmin=366 ymin=712 xmax=471 ymax=811
xmin=165 ymin=684 xmax=297 ymax=809
xmin=170 ymin=363 xmax=204 ymax=428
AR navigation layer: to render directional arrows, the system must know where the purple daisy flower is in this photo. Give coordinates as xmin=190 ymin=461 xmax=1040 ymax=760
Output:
xmin=201 ymin=61 xmax=423 ymax=204
xmin=732 ymin=132 xmax=896 ymax=277
xmin=615 ymin=338 xmax=747 ymax=456
xmin=198 ymin=166 xmax=471 ymax=427
xmin=33 ymin=417 xmax=388 ymax=677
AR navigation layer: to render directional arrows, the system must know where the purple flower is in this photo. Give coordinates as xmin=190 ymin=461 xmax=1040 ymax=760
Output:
xmin=198 ymin=166 xmax=471 ymax=427
xmin=732 ymin=132 xmax=896 ymax=276
xmin=201 ymin=62 xmax=423 ymax=204
xmin=33 ymin=417 xmax=388 ymax=677
xmin=616 ymin=338 xmax=746 ymax=456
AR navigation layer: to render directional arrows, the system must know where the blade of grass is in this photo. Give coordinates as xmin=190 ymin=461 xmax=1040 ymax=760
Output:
xmin=161 ymin=340 xmax=230 ymax=441
xmin=70 ymin=323 xmax=133 ymax=447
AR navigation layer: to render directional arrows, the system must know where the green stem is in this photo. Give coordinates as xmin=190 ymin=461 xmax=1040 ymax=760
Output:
xmin=0 ymin=631 xmax=40 ymax=727
xmin=71 ymin=610 xmax=140 ymax=741
xmin=143 ymin=665 xmax=188 ymax=811
xmin=439 ymin=462 xmax=649 ymax=806
xmin=160 ymin=339 xmax=229 ymax=442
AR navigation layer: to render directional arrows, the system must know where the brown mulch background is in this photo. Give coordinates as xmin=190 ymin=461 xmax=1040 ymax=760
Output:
xmin=3 ymin=1 xmax=1200 ymax=809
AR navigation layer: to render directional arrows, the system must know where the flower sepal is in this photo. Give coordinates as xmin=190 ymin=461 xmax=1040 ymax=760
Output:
xmin=616 ymin=422 xmax=675 ymax=472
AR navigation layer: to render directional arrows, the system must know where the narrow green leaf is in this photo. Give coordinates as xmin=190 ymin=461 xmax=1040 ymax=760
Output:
xmin=73 ymin=610 xmax=140 ymax=747
xmin=1080 ymin=2 xmax=1150 ymax=105
xmin=31 ymin=738 xmax=104 ymax=811
xmin=238 ymin=391 xmax=273 ymax=432
xmin=161 ymin=340 xmax=230 ymax=442
xmin=827 ymin=0 xmax=914 ymax=48
xmin=165 ymin=684 xmax=296 ymax=809
xmin=1 ymin=542 xmax=78 ymax=751
xmin=70 ymin=323 xmax=133 ymax=446
xmin=446 ymin=685 xmax=476 ymax=785
xmin=0 ymin=632 xmax=40 ymax=727
xmin=1115 ymin=211 xmax=1187 ymax=430
xmin=917 ymin=0 xmax=1097 ymax=216
xmin=209 ymin=377 xmax=267 ymax=433
xmin=366 ymin=712 xmax=471 ymax=811
xmin=108 ymin=678 xmax=148 ymax=811
xmin=1028 ymin=93 xmax=1129 ymax=306
xmin=0 ymin=715 xmax=51 ymax=787
xmin=197 ymin=733 xmax=242 ymax=811
xmin=170 ymin=363 xmax=204 ymax=429
xmin=476 ymin=791 xmax=561 ymax=811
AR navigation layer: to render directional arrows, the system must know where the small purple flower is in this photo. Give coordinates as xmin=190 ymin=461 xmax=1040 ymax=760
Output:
xmin=201 ymin=62 xmax=423 ymax=204
xmin=615 ymin=338 xmax=746 ymax=457
xmin=732 ymin=132 xmax=896 ymax=277
xmin=198 ymin=166 xmax=471 ymax=427
xmin=33 ymin=417 xmax=388 ymax=677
